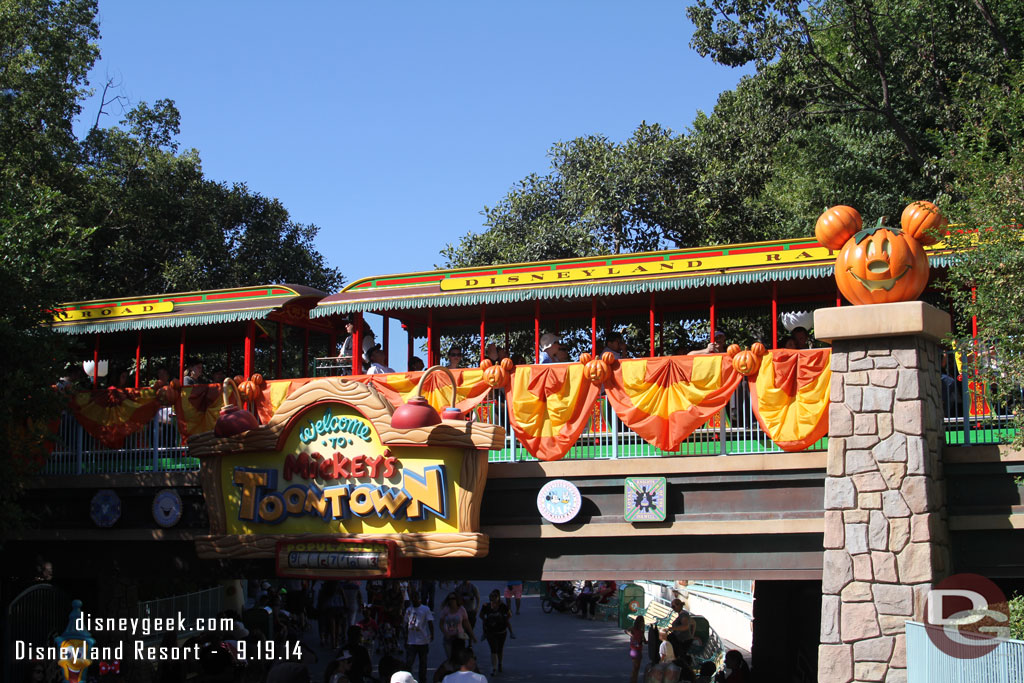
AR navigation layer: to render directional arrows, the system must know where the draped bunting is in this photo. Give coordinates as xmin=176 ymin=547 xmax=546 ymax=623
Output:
xmin=69 ymin=387 xmax=162 ymax=448
xmin=174 ymin=385 xmax=224 ymax=440
xmin=63 ymin=349 xmax=834 ymax=457
xmin=507 ymin=364 xmax=602 ymax=461
xmin=359 ymin=369 xmax=494 ymax=415
xmin=604 ymin=355 xmax=744 ymax=452
xmin=747 ymin=349 xmax=832 ymax=452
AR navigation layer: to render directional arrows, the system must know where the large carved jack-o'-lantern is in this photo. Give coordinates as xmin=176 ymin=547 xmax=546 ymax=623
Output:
xmin=835 ymin=218 xmax=930 ymax=305
xmin=815 ymin=203 xmax=942 ymax=306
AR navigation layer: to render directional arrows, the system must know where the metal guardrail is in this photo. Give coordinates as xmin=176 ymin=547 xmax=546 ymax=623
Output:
xmin=44 ymin=408 xmax=196 ymax=475
xmin=906 ymin=621 xmax=1024 ymax=681
xmin=136 ymin=586 xmax=225 ymax=638
xmin=40 ymin=348 xmax=1019 ymax=475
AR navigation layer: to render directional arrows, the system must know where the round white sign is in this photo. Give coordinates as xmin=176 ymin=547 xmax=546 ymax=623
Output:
xmin=537 ymin=479 xmax=582 ymax=524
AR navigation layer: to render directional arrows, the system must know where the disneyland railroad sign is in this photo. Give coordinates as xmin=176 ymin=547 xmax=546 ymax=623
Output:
xmin=189 ymin=378 xmax=502 ymax=563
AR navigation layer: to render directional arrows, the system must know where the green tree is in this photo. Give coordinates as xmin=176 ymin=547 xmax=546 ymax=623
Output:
xmin=77 ymin=100 xmax=343 ymax=297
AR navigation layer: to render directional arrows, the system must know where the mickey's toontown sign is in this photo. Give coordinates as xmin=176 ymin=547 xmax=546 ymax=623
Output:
xmin=189 ymin=379 xmax=503 ymax=567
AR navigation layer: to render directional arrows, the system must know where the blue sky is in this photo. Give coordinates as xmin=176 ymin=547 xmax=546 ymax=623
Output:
xmin=78 ymin=2 xmax=750 ymax=284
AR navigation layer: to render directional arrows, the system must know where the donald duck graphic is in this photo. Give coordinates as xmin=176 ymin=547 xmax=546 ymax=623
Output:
xmin=55 ymin=600 xmax=94 ymax=683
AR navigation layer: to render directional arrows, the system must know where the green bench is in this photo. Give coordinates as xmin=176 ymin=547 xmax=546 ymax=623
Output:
xmin=626 ymin=599 xmax=676 ymax=629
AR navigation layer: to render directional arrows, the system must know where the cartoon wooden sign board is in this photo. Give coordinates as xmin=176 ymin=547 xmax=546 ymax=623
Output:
xmin=189 ymin=378 xmax=503 ymax=568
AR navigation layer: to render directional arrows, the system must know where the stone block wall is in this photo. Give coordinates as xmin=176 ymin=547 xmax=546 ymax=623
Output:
xmin=818 ymin=335 xmax=950 ymax=683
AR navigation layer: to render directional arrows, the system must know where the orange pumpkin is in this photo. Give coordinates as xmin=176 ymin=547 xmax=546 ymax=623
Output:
xmin=585 ymin=358 xmax=611 ymax=383
xmin=750 ymin=342 xmax=767 ymax=358
xmin=239 ymin=380 xmax=258 ymax=401
xmin=726 ymin=344 xmax=741 ymax=358
xmin=578 ymin=353 xmax=593 ymax=365
xmin=250 ymin=373 xmax=265 ymax=388
xmin=480 ymin=358 xmax=493 ymax=370
xmin=835 ymin=219 xmax=929 ymax=305
xmin=900 ymin=200 xmax=946 ymax=246
xmin=500 ymin=358 xmax=514 ymax=372
xmin=233 ymin=375 xmax=245 ymax=385
xmin=815 ymin=205 xmax=863 ymax=250
xmin=601 ymin=351 xmax=617 ymax=366
xmin=732 ymin=349 xmax=760 ymax=376
xmin=483 ymin=364 xmax=508 ymax=388
xmin=156 ymin=383 xmax=177 ymax=406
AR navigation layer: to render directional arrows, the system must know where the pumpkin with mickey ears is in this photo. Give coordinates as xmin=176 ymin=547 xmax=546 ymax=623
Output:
xmin=835 ymin=217 xmax=929 ymax=305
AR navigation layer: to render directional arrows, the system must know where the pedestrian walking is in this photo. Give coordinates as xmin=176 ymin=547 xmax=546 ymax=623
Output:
xmin=626 ymin=615 xmax=646 ymax=683
xmin=479 ymin=589 xmax=513 ymax=676
xmin=404 ymin=590 xmax=433 ymax=683
xmin=438 ymin=592 xmax=475 ymax=660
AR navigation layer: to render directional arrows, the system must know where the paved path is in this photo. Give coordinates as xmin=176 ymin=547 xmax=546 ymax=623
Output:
xmin=308 ymin=581 xmax=636 ymax=682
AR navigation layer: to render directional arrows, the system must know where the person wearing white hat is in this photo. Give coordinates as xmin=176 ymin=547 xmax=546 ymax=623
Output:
xmin=391 ymin=672 xmax=418 ymax=683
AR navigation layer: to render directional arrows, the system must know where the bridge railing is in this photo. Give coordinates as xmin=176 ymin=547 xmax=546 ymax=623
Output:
xmin=43 ymin=409 xmax=196 ymax=475
xmin=481 ymin=387 xmax=822 ymax=462
xmin=906 ymin=621 xmax=1024 ymax=682
xmin=38 ymin=347 xmax=1019 ymax=474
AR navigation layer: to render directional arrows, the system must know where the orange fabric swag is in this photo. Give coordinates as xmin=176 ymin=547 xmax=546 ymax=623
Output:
xmin=747 ymin=349 xmax=832 ymax=452
xmin=605 ymin=355 xmax=743 ymax=452
xmin=507 ymin=364 xmax=602 ymax=461
xmin=70 ymin=387 xmax=162 ymax=448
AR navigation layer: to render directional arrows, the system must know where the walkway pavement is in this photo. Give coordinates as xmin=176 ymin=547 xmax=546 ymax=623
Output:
xmin=308 ymin=581 xmax=635 ymax=682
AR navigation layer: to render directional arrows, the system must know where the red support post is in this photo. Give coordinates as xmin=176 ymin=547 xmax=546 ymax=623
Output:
xmin=771 ymin=283 xmax=779 ymax=349
xmin=135 ymin=331 xmax=142 ymax=388
xmin=179 ymin=328 xmax=186 ymax=383
xmin=382 ymin=314 xmax=390 ymax=366
xmin=427 ymin=310 xmax=435 ymax=367
xmin=244 ymin=321 xmax=255 ymax=379
xmin=534 ymin=300 xmax=540 ymax=363
xmin=649 ymin=291 xmax=656 ymax=357
xmin=407 ymin=325 xmax=414 ymax=368
xmin=480 ymin=305 xmax=486 ymax=364
xmin=971 ymin=287 xmax=978 ymax=339
xmin=590 ymin=296 xmax=597 ymax=355
xmin=353 ymin=313 xmax=363 ymax=375
xmin=709 ymin=286 xmax=717 ymax=340
xmin=836 ymin=286 xmax=842 ymax=307
xmin=93 ymin=334 xmax=100 ymax=387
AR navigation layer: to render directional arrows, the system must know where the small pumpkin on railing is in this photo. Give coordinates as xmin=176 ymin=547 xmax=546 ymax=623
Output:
xmin=500 ymin=357 xmax=514 ymax=372
xmin=601 ymin=351 xmax=617 ymax=367
xmin=156 ymin=379 xmax=180 ymax=406
xmin=238 ymin=380 xmax=259 ymax=402
xmin=483 ymin=363 xmax=508 ymax=389
xmin=480 ymin=358 xmax=494 ymax=370
xmin=578 ymin=352 xmax=593 ymax=365
xmin=585 ymin=357 xmax=611 ymax=384
xmin=250 ymin=373 xmax=266 ymax=389
xmin=728 ymin=344 xmax=764 ymax=377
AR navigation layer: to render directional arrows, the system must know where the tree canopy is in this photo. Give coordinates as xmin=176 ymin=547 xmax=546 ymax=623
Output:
xmin=0 ymin=0 xmax=342 ymax=532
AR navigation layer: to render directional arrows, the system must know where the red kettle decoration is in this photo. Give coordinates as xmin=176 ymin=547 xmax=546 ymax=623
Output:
xmin=214 ymin=378 xmax=259 ymax=437
xmin=391 ymin=365 xmax=461 ymax=429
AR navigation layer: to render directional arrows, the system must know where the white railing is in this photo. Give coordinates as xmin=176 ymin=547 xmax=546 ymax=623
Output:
xmin=906 ymin=621 xmax=1024 ymax=682
xmin=137 ymin=586 xmax=225 ymax=635
xmin=44 ymin=409 xmax=197 ymax=475
xmin=481 ymin=386 xmax=825 ymax=463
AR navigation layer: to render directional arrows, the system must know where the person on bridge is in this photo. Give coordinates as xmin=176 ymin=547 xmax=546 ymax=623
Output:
xmin=404 ymin=590 xmax=434 ymax=683
xmin=479 ymin=589 xmax=513 ymax=676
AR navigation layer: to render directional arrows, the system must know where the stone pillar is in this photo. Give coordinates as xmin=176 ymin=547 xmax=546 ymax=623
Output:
xmin=814 ymin=302 xmax=951 ymax=683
